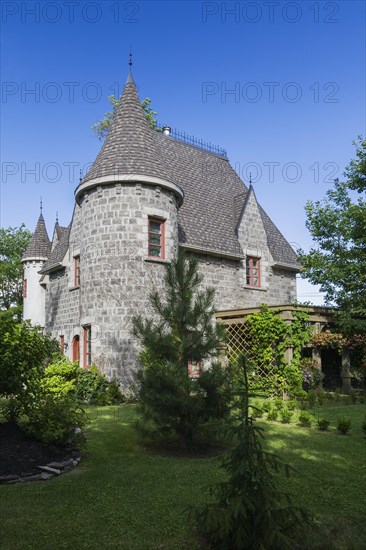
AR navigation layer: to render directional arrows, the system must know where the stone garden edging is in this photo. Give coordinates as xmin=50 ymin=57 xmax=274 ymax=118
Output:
xmin=0 ymin=453 xmax=81 ymax=484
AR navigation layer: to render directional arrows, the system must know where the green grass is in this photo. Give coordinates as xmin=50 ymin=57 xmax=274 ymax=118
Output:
xmin=1 ymin=403 xmax=366 ymax=549
xmin=257 ymin=402 xmax=366 ymax=549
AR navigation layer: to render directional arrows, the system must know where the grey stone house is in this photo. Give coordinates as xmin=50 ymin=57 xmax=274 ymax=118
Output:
xmin=22 ymin=70 xmax=300 ymax=388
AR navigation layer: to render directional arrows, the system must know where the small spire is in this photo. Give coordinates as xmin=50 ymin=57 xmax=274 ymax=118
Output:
xmin=40 ymin=196 xmax=43 ymax=213
xmin=249 ymin=172 xmax=252 ymax=185
xmin=56 ymin=211 xmax=59 ymax=224
xmin=79 ymin=169 xmax=82 ymax=182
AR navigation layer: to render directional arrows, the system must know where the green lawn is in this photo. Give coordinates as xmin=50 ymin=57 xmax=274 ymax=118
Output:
xmin=1 ymin=403 xmax=365 ymax=549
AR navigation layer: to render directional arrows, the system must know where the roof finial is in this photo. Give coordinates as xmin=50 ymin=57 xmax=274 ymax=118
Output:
xmin=40 ymin=196 xmax=43 ymax=213
xmin=249 ymin=172 xmax=252 ymax=185
xmin=126 ymin=47 xmax=135 ymax=84
xmin=129 ymin=46 xmax=132 ymax=71
xmin=79 ymin=169 xmax=82 ymax=182
xmin=56 ymin=211 xmax=59 ymax=224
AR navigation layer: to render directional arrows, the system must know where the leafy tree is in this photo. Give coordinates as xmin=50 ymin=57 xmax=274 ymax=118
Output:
xmin=0 ymin=315 xmax=59 ymax=398
xmin=92 ymin=96 xmax=160 ymax=140
xmin=132 ymin=251 xmax=229 ymax=449
xmin=0 ymin=321 xmax=88 ymax=444
xmin=196 ymin=354 xmax=312 ymax=549
xmin=298 ymin=137 xmax=366 ymax=332
xmin=0 ymin=225 xmax=31 ymax=314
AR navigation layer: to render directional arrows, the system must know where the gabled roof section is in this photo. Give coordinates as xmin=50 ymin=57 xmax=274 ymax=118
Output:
xmin=55 ymin=222 xmax=64 ymax=240
xmin=157 ymin=132 xmax=247 ymax=257
xmin=22 ymin=213 xmax=51 ymax=261
xmin=81 ymin=73 xmax=168 ymax=184
xmin=234 ymin=190 xmax=248 ymax=231
xmin=39 ymin=225 xmax=70 ymax=274
xmin=157 ymin=132 xmax=300 ymax=268
xmin=259 ymin=206 xmax=300 ymax=269
xmin=235 ymin=185 xmax=254 ymax=234
xmin=50 ymin=221 xmax=66 ymax=252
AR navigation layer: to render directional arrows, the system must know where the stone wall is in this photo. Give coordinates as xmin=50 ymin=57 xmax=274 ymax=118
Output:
xmin=45 ymin=268 xmax=80 ymax=349
xmin=193 ymin=253 xmax=297 ymax=311
xmin=74 ymin=181 xmax=179 ymax=386
xmin=44 ymin=182 xmax=297 ymax=389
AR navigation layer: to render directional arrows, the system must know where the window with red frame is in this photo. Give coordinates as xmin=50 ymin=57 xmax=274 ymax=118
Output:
xmin=73 ymin=255 xmax=80 ymax=287
xmin=188 ymin=360 xmax=202 ymax=379
xmin=83 ymin=325 xmax=92 ymax=367
xmin=246 ymin=257 xmax=261 ymax=287
xmin=59 ymin=335 xmax=65 ymax=354
xmin=22 ymin=279 xmax=27 ymax=298
xmin=148 ymin=218 xmax=165 ymax=259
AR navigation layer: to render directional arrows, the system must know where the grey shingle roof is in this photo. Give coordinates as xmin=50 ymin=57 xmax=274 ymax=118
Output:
xmin=39 ymin=225 xmax=70 ymax=274
xmin=22 ymin=213 xmax=51 ymax=260
xmin=82 ymin=73 xmax=169 ymax=183
xmin=80 ymin=75 xmax=300 ymax=269
xmin=158 ymin=135 xmax=246 ymax=256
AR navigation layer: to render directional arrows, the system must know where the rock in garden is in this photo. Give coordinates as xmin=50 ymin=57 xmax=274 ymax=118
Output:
xmin=38 ymin=465 xmax=61 ymax=475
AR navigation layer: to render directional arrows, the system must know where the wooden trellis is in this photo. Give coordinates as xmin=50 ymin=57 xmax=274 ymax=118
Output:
xmin=217 ymin=304 xmax=346 ymax=393
xmin=226 ymin=321 xmax=277 ymax=380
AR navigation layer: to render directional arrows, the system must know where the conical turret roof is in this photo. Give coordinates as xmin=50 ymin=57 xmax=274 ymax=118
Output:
xmin=22 ymin=213 xmax=51 ymax=261
xmin=81 ymin=73 xmax=168 ymax=183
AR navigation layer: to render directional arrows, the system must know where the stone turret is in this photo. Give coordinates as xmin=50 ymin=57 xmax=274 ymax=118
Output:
xmin=72 ymin=71 xmax=183 ymax=384
xmin=22 ymin=213 xmax=51 ymax=327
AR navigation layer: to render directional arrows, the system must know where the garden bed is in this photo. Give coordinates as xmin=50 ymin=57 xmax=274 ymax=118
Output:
xmin=0 ymin=422 xmax=80 ymax=482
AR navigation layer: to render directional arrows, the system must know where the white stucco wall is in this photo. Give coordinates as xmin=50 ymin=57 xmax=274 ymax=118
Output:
xmin=23 ymin=260 xmax=46 ymax=327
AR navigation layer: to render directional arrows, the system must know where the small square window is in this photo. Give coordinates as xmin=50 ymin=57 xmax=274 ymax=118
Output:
xmin=246 ymin=257 xmax=261 ymax=288
xmin=148 ymin=218 xmax=165 ymax=259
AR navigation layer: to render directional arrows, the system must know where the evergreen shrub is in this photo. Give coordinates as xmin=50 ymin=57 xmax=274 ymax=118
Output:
xmin=317 ymin=419 xmax=330 ymax=431
xmin=298 ymin=411 xmax=314 ymax=427
xmin=280 ymin=408 xmax=293 ymax=424
xmin=337 ymin=417 xmax=351 ymax=435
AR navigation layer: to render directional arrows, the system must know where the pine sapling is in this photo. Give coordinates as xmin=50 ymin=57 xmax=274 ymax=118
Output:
xmin=196 ymin=354 xmax=312 ymax=549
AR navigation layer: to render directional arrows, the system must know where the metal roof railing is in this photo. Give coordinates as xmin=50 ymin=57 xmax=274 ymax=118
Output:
xmin=157 ymin=125 xmax=228 ymax=158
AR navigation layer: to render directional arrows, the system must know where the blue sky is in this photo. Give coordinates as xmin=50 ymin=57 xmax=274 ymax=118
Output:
xmin=1 ymin=0 xmax=365 ymax=303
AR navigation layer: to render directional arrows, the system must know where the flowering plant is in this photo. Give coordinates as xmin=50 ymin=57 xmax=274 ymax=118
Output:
xmin=300 ymin=358 xmax=323 ymax=390
xmin=312 ymin=331 xmax=366 ymax=351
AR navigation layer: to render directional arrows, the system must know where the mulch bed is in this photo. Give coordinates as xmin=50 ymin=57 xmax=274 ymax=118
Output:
xmin=0 ymin=422 xmax=77 ymax=477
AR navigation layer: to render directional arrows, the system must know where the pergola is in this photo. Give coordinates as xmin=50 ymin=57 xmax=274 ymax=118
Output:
xmin=215 ymin=305 xmax=353 ymax=394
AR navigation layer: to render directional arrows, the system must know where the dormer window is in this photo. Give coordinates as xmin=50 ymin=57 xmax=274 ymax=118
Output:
xmin=246 ymin=257 xmax=261 ymax=288
xmin=148 ymin=218 xmax=165 ymax=259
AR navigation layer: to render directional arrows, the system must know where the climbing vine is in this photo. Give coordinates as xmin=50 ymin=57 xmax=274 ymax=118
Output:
xmin=241 ymin=305 xmax=312 ymax=396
